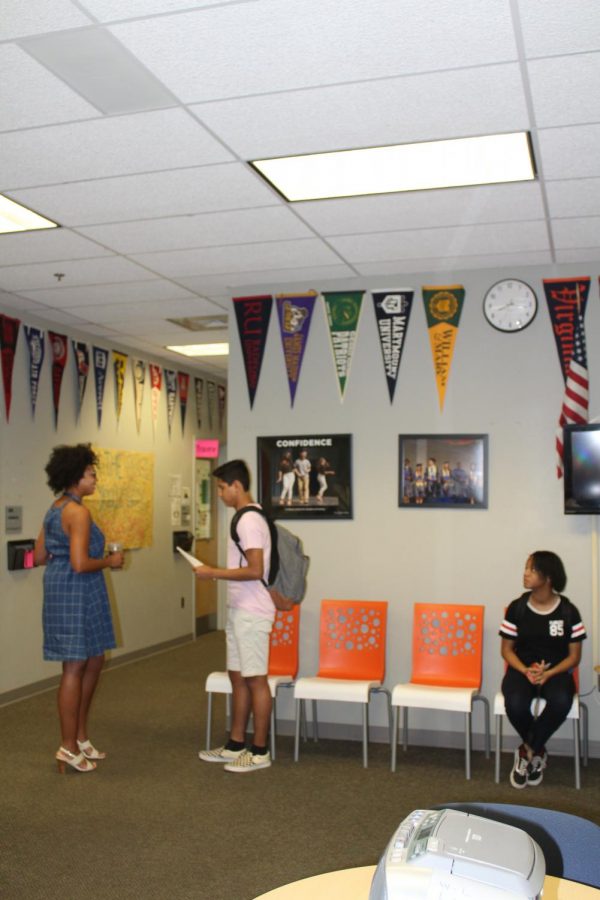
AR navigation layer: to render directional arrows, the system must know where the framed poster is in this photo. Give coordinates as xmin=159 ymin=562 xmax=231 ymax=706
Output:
xmin=257 ymin=434 xmax=353 ymax=520
xmin=399 ymin=434 xmax=488 ymax=509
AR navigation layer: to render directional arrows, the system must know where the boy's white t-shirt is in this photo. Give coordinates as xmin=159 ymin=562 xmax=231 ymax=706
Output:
xmin=227 ymin=505 xmax=274 ymax=620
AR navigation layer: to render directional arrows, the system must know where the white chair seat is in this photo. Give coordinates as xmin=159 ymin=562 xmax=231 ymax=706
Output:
xmin=493 ymin=690 xmax=580 ymax=720
xmin=206 ymin=671 xmax=295 ymax=698
xmin=294 ymin=676 xmax=381 ymax=704
xmin=393 ymin=682 xmax=478 ymax=713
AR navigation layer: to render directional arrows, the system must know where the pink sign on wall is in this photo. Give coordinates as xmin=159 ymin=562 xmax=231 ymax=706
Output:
xmin=195 ymin=439 xmax=220 ymax=459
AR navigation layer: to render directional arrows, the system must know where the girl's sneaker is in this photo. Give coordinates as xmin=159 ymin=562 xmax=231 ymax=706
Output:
xmin=510 ymin=744 xmax=529 ymax=789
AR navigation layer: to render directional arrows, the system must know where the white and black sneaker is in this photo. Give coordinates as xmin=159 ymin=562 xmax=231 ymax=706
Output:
xmin=510 ymin=745 xmax=529 ymax=789
xmin=527 ymin=750 xmax=548 ymax=787
xmin=224 ymin=750 xmax=271 ymax=773
xmin=198 ymin=745 xmax=247 ymax=763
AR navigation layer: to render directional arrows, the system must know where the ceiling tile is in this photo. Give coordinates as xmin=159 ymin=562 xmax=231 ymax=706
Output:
xmin=8 ymin=164 xmax=278 ymax=226
xmin=546 ymin=178 xmax=600 ymax=217
xmin=76 ymin=207 xmax=314 ymax=254
xmin=295 ymin=182 xmax=545 ymax=236
xmin=539 ymin=124 xmax=600 ymax=179
xmin=355 ymin=250 xmax=554 ymax=275
xmin=16 ymin=279 xmax=197 ymax=309
xmin=174 ymin=264 xmax=356 ymax=294
xmin=328 ymin=221 xmax=549 ymax=263
xmin=80 ymin=0 xmax=237 ymax=17
xmin=67 ymin=296 xmax=223 ymax=323
xmin=528 ymin=53 xmax=600 ymax=127
xmin=110 ymin=0 xmax=516 ymax=103
xmin=0 ymin=229 xmax=112 ymax=266
xmin=0 ymin=44 xmax=99 ymax=130
xmin=195 ymin=63 xmax=529 ymax=159
xmin=0 ymin=109 xmax=233 ymax=188
xmin=130 ymin=239 xmax=343 ymax=277
xmin=553 ymin=249 xmax=600 ymax=264
xmin=519 ymin=0 xmax=600 ymax=56
xmin=0 ymin=1 xmax=92 ymax=39
xmin=0 ymin=256 xmax=158 ymax=292
xmin=552 ymin=216 xmax=600 ymax=249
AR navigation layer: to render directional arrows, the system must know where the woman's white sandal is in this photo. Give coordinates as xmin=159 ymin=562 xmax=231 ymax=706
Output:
xmin=77 ymin=739 xmax=106 ymax=760
xmin=56 ymin=747 xmax=97 ymax=773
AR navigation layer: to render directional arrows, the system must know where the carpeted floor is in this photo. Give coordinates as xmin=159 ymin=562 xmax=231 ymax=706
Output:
xmin=1 ymin=633 xmax=598 ymax=900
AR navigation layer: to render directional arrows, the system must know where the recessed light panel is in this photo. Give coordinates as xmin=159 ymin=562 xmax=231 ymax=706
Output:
xmin=0 ymin=194 xmax=59 ymax=234
xmin=250 ymin=132 xmax=536 ymax=202
xmin=166 ymin=343 xmax=229 ymax=357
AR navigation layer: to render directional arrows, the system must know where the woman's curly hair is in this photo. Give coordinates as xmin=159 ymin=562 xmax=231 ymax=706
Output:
xmin=45 ymin=444 xmax=98 ymax=494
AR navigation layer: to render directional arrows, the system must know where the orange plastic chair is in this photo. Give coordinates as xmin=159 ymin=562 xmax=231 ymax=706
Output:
xmin=391 ymin=603 xmax=490 ymax=779
xmin=204 ymin=606 xmax=301 ymax=760
xmin=494 ymin=666 xmax=589 ymax=789
xmin=293 ymin=600 xmax=390 ymax=767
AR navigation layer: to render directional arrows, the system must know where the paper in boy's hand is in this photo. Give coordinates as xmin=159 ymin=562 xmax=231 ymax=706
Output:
xmin=176 ymin=546 xmax=204 ymax=568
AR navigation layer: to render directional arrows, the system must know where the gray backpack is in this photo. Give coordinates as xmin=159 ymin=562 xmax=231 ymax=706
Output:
xmin=231 ymin=506 xmax=309 ymax=606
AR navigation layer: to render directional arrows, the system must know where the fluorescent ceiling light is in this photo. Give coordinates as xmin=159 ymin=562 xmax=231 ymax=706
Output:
xmin=0 ymin=194 xmax=59 ymax=234
xmin=250 ymin=132 xmax=536 ymax=202
xmin=166 ymin=343 xmax=229 ymax=358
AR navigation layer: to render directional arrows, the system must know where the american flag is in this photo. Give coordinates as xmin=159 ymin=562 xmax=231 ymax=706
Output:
xmin=556 ymin=303 xmax=589 ymax=478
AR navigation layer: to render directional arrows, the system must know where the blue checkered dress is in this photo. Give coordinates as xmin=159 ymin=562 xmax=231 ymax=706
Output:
xmin=42 ymin=496 xmax=116 ymax=661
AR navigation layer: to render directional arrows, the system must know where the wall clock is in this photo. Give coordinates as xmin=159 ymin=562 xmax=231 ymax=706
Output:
xmin=483 ymin=279 xmax=537 ymax=332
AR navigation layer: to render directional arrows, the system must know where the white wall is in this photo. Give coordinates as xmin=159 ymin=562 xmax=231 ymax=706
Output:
xmin=228 ymin=263 xmax=600 ymax=748
xmin=0 ymin=305 xmax=225 ymax=697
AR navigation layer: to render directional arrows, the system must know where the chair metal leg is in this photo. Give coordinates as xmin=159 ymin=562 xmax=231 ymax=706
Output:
xmin=312 ymin=699 xmax=319 ymax=741
xmin=494 ymin=714 xmax=502 ymax=783
xmin=362 ymin=704 xmax=369 ymax=768
xmin=226 ymin=694 xmax=231 ymax=733
xmin=581 ymin=701 xmax=589 ymax=766
xmin=473 ymin=693 xmax=491 ymax=759
xmin=391 ymin=706 xmax=399 ymax=772
xmin=301 ymin=698 xmax=308 ymax=742
xmin=402 ymin=707 xmax=408 ymax=751
xmin=270 ymin=695 xmax=277 ymax=761
xmin=294 ymin=699 xmax=301 ymax=762
xmin=206 ymin=693 xmax=213 ymax=749
xmin=573 ymin=717 xmax=581 ymax=789
xmin=465 ymin=711 xmax=472 ymax=779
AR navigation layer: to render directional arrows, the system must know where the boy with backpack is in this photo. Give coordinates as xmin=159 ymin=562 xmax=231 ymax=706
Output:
xmin=196 ymin=459 xmax=274 ymax=773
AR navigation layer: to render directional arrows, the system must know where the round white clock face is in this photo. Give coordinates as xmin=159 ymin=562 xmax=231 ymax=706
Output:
xmin=483 ymin=279 xmax=538 ymax=332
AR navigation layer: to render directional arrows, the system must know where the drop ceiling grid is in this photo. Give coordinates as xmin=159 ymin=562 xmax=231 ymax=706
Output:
xmin=15 ymin=279 xmax=199 ymax=308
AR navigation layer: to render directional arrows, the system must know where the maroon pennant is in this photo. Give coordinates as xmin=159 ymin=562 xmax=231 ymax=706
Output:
xmin=543 ymin=278 xmax=590 ymax=382
xmin=49 ymin=331 xmax=68 ymax=426
xmin=0 ymin=314 xmax=20 ymax=421
xmin=233 ymin=295 xmax=272 ymax=407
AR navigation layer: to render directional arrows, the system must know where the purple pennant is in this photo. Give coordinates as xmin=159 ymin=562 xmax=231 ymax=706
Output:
xmin=276 ymin=293 xmax=316 ymax=406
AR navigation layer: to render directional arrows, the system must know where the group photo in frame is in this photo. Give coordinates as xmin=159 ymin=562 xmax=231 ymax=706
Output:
xmin=257 ymin=434 xmax=353 ymax=520
xmin=399 ymin=434 xmax=488 ymax=509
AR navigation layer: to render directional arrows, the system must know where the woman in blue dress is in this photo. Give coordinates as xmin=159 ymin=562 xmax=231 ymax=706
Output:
xmin=34 ymin=444 xmax=123 ymax=773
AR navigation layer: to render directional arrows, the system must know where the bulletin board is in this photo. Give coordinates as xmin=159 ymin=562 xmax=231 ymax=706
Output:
xmin=85 ymin=447 xmax=154 ymax=549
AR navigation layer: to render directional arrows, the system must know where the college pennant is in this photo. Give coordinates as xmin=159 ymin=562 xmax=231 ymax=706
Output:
xmin=24 ymin=326 xmax=45 ymax=417
xmin=0 ymin=314 xmax=20 ymax=421
xmin=275 ymin=292 xmax=317 ymax=406
xmin=72 ymin=341 xmax=90 ymax=420
xmin=149 ymin=364 xmax=162 ymax=432
xmin=113 ymin=351 xmax=128 ymax=423
xmin=218 ymin=383 xmax=226 ymax=432
xmin=194 ymin=377 xmax=204 ymax=429
xmin=133 ymin=359 xmax=145 ymax=433
xmin=164 ymin=368 xmax=177 ymax=435
xmin=207 ymin=380 xmax=216 ymax=430
xmin=48 ymin=331 xmax=67 ymax=427
xmin=422 ymin=285 xmax=465 ymax=412
xmin=371 ymin=289 xmax=414 ymax=403
xmin=178 ymin=372 xmax=189 ymax=433
xmin=543 ymin=278 xmax=591 ymax=381
xmin=322 ymin=290 xmax=365 ymax=400
xmin=233 ymin=294 xmax=272 ymax=407
xmin=93 ymin=347 xmax=109 ymax=427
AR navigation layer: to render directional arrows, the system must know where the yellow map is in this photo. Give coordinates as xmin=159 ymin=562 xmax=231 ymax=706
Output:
xmin=85 ymin=447 xmax=154 ymax=549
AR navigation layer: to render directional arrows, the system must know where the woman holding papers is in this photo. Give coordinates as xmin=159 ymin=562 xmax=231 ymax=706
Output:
xmin=34 ymin=443 xmax=123 ymax=774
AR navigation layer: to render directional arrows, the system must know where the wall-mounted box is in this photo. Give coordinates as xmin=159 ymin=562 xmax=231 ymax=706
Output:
xmin=7 ymin=539 xmax=35 ymax=571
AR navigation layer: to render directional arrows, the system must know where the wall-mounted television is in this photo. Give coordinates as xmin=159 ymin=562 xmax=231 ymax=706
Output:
xmin=563 ymin=424 xmax=600 ymax=514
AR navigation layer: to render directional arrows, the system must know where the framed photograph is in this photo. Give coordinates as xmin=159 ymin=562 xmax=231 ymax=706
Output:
xmin=399 ymin=434 xmax=488 ymax=509
xmin=257 ymin=434 xmax=353 ymax=520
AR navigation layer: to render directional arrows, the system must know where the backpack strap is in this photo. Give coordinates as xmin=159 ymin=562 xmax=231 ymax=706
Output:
xmin=230 ymin=505 xmax=271 ymax=588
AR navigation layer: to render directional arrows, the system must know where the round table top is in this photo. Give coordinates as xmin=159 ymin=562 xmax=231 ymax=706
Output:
xmin=252 ymin=865 xmax=600 ymax=900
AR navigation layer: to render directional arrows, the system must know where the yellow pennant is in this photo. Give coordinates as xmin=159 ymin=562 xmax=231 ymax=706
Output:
xmin=422 ymin=286 xmax=465 ymax=411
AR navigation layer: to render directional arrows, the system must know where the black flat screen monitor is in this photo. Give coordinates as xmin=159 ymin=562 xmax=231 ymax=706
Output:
xmin=563 ymin=424 xmax=600 ymax=514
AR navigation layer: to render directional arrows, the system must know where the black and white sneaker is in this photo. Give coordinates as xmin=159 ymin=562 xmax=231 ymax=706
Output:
xmin=527 ymin=750 xmax=548 ymax=787
xmin=510 ymin=745 xmax=529 ymax=789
